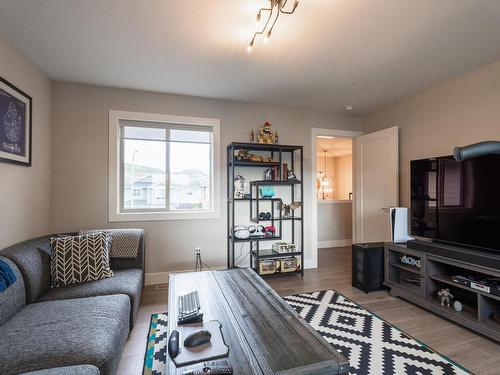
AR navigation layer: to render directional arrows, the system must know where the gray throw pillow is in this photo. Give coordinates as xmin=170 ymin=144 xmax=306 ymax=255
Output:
xmin=50 ymin=231 xmax=114 ymax=287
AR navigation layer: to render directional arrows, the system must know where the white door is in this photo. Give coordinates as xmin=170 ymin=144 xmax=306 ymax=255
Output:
xmin=354 ymin=126 xmax=399 ymax=243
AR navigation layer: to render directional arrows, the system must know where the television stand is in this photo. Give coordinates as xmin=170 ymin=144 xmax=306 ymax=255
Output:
xmin=385 ymin=242 xmax=500 ymax=342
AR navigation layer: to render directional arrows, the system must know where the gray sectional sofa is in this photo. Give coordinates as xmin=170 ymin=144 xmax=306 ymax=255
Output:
xmin=0 ymin=231 xmax=145 ymax=375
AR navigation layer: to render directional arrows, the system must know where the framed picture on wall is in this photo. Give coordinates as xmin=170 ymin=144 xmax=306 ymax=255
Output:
xmin=0 ymin=77 xmax=32 ymax=166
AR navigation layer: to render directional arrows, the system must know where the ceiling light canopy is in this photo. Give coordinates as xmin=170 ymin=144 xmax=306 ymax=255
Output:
xmin=248 ymin=0 xmax=299 ymax=52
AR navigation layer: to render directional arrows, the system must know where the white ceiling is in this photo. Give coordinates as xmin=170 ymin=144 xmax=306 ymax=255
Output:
xmin=1 ymin=0 xmax=500 ymax=114
xmin=317 ymin=137 xmax=352 ymax=157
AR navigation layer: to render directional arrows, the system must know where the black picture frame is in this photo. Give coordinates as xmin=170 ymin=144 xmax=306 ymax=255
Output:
xmin=0 ymin=77 xmax=32 ymax=166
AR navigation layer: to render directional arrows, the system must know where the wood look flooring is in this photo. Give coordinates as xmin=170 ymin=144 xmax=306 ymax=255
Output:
xmin=117 ymin=247 xmax=500 ymax=375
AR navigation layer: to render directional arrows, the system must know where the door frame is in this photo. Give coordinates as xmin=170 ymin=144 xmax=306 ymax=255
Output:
xmin=309 ymin=128 xmax=363 ymax=269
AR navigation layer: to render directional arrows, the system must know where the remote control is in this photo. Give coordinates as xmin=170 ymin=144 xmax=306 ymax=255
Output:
xmin=168 ymin=330 xmax=180 ymax=359
xmin=182 ymin=360 xmax=233 ymax=375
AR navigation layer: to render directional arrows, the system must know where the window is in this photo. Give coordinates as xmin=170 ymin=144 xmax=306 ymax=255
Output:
xmin=109 ymin=111 xmax=220 ymax=221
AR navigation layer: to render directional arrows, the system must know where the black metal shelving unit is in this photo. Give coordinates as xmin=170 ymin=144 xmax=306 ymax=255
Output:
xmin=227 ymin=142 xmax=304 ymax=277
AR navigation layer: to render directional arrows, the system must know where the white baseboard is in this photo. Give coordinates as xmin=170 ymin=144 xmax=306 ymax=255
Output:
xmin=145 ymin=271 xmax=171 ymax=285
xmin=145 ymin=266 xmax=226 ymax=286
xmin=318 ymin=239 xmax=352 ymax=249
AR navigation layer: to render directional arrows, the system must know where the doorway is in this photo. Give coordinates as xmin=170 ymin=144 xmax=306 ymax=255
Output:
xmin=316 ymin=136 xmax=353 ymax=248
xmin=309 ymin=128 xmax=362 ymax=268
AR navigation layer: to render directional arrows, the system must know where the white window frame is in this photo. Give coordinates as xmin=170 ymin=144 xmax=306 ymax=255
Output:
xmin=109 ymin=110 xmax=220 ymax=222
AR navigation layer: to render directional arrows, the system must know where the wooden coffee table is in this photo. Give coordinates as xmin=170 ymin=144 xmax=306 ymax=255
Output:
xmin=167 ymin=268 xmax=349 ymax=374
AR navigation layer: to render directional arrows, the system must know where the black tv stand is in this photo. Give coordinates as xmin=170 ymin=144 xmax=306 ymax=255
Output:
xmin=385 ymin=242 xmax=500 ymax=342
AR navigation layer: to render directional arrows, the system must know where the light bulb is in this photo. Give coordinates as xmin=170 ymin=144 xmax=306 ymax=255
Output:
xmin=256 ymin=12 xmax=261 ymax=23
xmin=266 ymin=30 xmax=272 ymax=40
xmin=247 ymin=39 xmax=254 ymax=52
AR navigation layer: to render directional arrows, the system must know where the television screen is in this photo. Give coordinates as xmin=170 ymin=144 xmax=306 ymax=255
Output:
xmin=411 ymin=154 xmax=500 ymax=253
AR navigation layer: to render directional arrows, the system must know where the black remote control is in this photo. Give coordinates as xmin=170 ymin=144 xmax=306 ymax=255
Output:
xmin=168 ymin=330 xmax=180 ymax=359
xmin=182 ymin=360 xmax=233 ymax=375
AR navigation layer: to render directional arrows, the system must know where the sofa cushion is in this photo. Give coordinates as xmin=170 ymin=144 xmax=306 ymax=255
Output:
xmin=0 ymin=256 xmax=26 ymax=326
xmin=38 ymin=268 xmax=143 ymax=328
xmin=0 ymin=294 xmax=130 ymax=375
xmin=21 ymin=365 xmax=100 ymax=375
xmin=50 ymin=232 xmax=114 ymax=287
xmin=0 ymin=236 xmax=52 ymax=304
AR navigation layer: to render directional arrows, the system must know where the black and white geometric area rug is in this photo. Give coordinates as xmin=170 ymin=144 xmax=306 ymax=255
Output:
xmin=143 ymin=290 xmax=471 ymax=375
xmin=284 ymin=290 xmax=471 ymax=375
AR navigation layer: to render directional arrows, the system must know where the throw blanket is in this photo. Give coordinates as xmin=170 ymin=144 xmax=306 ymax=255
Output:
xmin=0 ymin=260 xmax=16 ymax=293
xmin=80 ymin=229 xmax=142 ymax=258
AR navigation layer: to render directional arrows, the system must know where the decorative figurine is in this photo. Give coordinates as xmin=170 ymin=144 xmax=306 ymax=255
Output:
xmin=234 ymin=173 xmax=248 ymax=199
xmin=250 ymin=130 xmax=255 ymax=142
xmin=264 ymin=168 xmax=273 ymax=181
xmin=257 ymin=121 xmax=278 ymax=144
xmin=287 ymin=169 xmax=298 ymax=181
xmin=438 ymin=288 xmax=454 ymax=307
xmin=259 ymin=186 xmax=275 ymax=198
xmin=235 ymin=149 xmax=251 ymax=161
xmin=453 ymin=300 xmax=463 ymax=312
xmin=280 ymin=202 xmax=301 ymax=218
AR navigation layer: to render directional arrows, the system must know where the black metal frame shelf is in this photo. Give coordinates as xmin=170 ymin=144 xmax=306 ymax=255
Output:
xmin=227 ymin=141 xmax=304 ymax=277
xmin=251 ymin=249 xmax=302 ymax=259
xmin=250 ymin=180 xmax=302 ymax=185
xmin=231 ymin=236 xmax=282 ymax=243
xmin=231 ymin=161 xmax=280 ymax=167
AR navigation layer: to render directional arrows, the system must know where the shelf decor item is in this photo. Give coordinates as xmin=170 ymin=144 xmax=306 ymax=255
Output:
xmin=281 ymin=202 xmax=301 ymax=218
xmin=273 ymin=241 xmax=296 ymax=254
xmin=259 ymin=259 xmax=280 ymax=275
xmin=0 ymin=77 xmax=32 ymax=166
xmin=227 ymin=142 xmax=304 ymax=277
xmin=282 ymin=162 xmax=288 ymax=181
xmin=257 ymin=121 xmax=278 ymax=144
xmin=438 ymin=288 xmax=454 ymax=307
xmin=234 ymin=173 xmax=248 ymax=199
xmin=281 ymin=257 xmax=301 ymax=273
xmin=259 ymin=185 xmax=275 ymax=198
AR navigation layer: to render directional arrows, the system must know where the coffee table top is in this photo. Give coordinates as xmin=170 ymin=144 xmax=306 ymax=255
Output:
xmin=167 ymin=268 xmax=349 ymax=374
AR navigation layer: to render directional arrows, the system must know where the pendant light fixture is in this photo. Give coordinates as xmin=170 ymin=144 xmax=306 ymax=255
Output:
xmin=248 ymin=0 xmax=300 ymax=52
xmin=317 ymin=150 xmax=334 ymax=200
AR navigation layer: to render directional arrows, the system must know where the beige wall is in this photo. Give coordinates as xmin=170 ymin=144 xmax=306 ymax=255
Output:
xmin=50 ymin=81 xmax=363 ymax=280
xmin=317 ymin=201 xmax=352 ymax=246
xmin=333 ymin=154 xmax=352 ymax=200
xmin=0 ymin=35 xmax=52 ymax=249
xmin=316 ymin=153 xmax=353 ymax=245
xmin=364 ymin=59 xmax=500 ymax=208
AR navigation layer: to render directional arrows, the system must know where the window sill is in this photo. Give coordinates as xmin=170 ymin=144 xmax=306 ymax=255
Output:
xmin=109 ymin=210 xmax=220 ymax=222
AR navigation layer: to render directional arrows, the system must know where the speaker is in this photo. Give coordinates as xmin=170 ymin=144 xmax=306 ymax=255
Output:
xmin=351 ymin=242 xmax=385 ymax=293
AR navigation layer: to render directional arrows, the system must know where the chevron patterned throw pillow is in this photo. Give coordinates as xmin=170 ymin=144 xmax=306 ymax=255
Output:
xmin=50 ymin=231 xmax=114 ymax=287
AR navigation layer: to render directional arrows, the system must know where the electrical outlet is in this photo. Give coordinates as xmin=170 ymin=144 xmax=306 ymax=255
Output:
xmin=195 ymin=248 xmax=201 ymax=255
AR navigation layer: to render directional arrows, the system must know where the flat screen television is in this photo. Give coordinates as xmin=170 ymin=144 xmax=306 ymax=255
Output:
xmin=411 ymin=154 xmax=500 ymax=254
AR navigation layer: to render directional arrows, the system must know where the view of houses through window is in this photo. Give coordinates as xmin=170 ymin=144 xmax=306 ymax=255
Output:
xmin=121 ymin=123 xmax=212 ymax=212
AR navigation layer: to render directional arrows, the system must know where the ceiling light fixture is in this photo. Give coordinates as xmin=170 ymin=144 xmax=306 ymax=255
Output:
xmin=317 ymin=136 xmax=335 ymax=139
xmin=248 ymin=0 xmax=299 ymax=52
